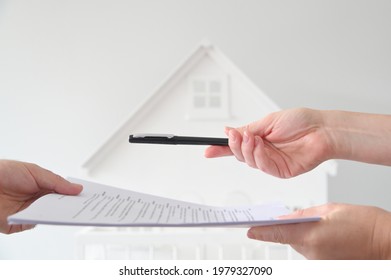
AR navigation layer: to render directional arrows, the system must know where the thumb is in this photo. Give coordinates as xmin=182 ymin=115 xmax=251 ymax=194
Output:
xmin=229 ymin=117 xmax=271 ymax=139
xmin=247 ymin=224 xmax=300 ymax=245
xmin=247 ymin=207 xmax=323 ymax=244
xmin=26 ymin=163 xmax=83 ymax=195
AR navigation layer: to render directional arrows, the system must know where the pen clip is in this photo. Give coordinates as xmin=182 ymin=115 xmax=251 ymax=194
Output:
xmin=132 ymin=134 xmax=175 ymax=139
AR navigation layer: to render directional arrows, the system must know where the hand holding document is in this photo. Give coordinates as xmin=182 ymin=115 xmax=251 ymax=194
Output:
xmin=8 ymin=178 xmax=320 ymax=227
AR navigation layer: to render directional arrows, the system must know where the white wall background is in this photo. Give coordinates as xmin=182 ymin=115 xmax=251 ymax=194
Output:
xmin=0 ymin=0 xmax=390 ymax=259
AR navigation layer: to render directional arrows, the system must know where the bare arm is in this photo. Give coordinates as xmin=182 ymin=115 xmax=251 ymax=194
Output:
xmin=205 ymin=108 xmax=391 ymax=178
xmin=325 ymin=110 xmax=391 ymax=165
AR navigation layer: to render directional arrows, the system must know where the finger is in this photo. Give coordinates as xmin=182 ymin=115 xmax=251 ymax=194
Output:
xmin=228 ymin=129 xmax=245 ymax=162
xmin=253 ymin=136 xmax=277 ymax=175
xmin=20 ymin=224 xmax=36 ymax=232
xmin=279 ymin=204 xmax=335 ymax=219
xmin=247 ymin=224 xmax=300 ymax=245
xmin=6 ymin=223 xmax=36 ymax=235
xmin=241 ymin=130 xmax=257 ymax=168
xmin=224 ymin=126 xmax=232 ymax=136
xmin=204 ymin=146 xmax=233 ymax=158
xmin=247 ymin=205 xmax=331 ymax=244
xmin=26 ymin=163 xmax=83 ymax=195
xmin=247 ymin=222 xmax=315 ymax=245
xmin=234 ymin=117 xmax=272 ymax=138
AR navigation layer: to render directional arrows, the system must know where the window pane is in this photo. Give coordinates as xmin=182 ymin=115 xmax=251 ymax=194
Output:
xmin=193 ymin=80 xmax=206 ymax=93
xmin=209 ymin=80 xmax=221 ymax=93
xmin=209 ymin=96 xmax=221 ymax=108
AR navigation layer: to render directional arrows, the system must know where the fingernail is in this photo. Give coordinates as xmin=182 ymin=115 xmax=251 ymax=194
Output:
xmin=72 ymin=184 xmax=83 ymax=193
xmin=229 ymin=130 xmax=236 ymax=142
xmin=224 ymin=126 xmax=232 ymax=136
xmin=247 ymin=229 xmax=256 ymax=239
xmin=243 ymin=130 xmax=249 ymax=143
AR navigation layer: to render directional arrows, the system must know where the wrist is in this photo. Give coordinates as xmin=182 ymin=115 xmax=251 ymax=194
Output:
xmin=317 ymin=110 xmax=345 ymax=160
xmin=320 ymin=110 xmax=369 ymax=161
xmin=373 ymin=209 xmax=391 ymax=259
xmin=320 ymin=110 xmax=391 ymax=165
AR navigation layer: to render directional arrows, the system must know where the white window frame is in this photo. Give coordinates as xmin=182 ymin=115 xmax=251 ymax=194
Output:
xmin=187 ymin=75 xmax=230 ymax=120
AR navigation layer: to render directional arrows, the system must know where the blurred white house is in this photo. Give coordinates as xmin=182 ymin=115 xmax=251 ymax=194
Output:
xmin=76 ymin=40 xmax=337 ymax=260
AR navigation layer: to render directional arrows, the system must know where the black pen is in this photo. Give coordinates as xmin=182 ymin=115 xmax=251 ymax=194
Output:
xmin=129 ymin=134 xmax=228 ymax=146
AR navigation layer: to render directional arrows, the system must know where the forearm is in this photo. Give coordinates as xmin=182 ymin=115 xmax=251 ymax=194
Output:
xmin=322 ymin=110 xmax=391 ymax=165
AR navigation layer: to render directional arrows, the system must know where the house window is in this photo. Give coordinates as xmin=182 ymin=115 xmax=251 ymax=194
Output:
xmin=188 ymin=76 xmax=230 ymax=119
xmin=209 ymin=80 xmax=222 ymax=107
xmin=193 ymin=80 xmax=207 ymax=108
xmin=192 ymin=79 xmax=222 ymax=109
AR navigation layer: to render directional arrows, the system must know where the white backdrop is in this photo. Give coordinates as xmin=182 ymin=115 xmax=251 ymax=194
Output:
xmin=0 ymin=0 xmax=391 ymax=259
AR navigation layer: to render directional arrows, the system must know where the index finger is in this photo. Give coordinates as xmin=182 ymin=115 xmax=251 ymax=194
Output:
xmin=247 ymin=222 xmax=317 ymax=245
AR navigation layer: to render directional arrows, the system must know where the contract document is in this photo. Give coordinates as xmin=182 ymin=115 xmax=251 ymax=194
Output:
xmin=8 ymin=178 xmax=320 ymax=227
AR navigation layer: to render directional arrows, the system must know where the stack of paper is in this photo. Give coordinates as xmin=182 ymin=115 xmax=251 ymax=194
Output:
xmin=8 ymin=178 xmax=319 ymax=227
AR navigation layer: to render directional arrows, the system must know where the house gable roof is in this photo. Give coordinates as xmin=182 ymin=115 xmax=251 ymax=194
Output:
xmin=81 ymin=40 xmax=280 ymax=173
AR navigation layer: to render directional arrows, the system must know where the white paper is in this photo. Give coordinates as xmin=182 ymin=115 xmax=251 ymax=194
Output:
xmin=8 ymin=178 xmax=320 ymax=227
